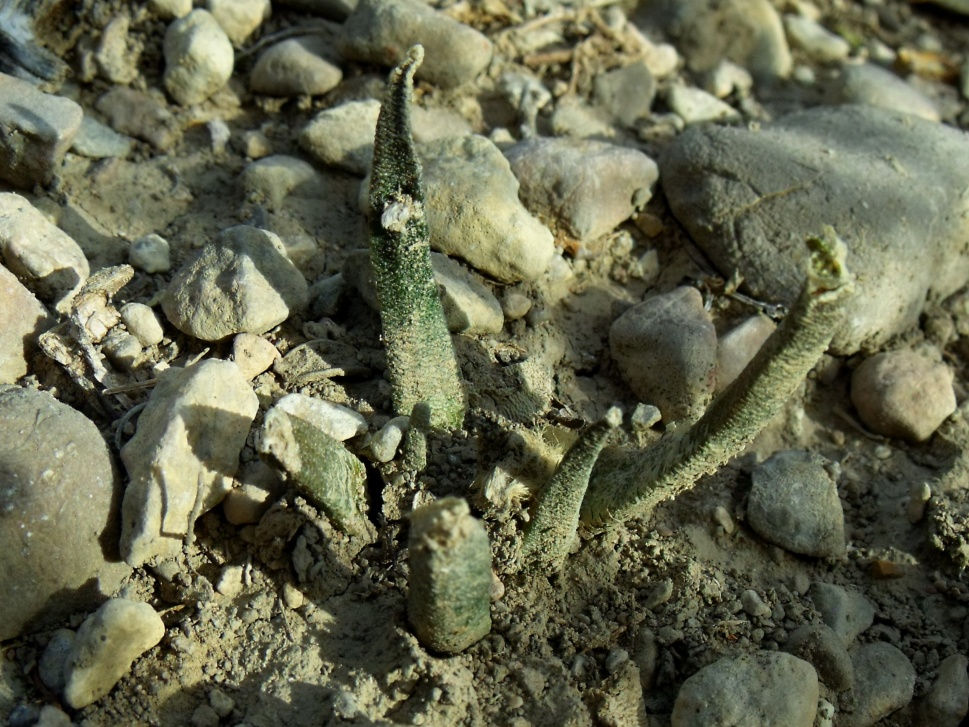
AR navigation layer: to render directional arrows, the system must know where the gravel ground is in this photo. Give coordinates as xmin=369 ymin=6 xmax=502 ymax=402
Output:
xmin=3 ymin=0 xmax=969 ymax=725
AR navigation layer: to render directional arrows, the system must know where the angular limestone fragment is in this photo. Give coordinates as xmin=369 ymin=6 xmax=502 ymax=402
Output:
xmin=120 ymin=359 xmax=258 ymax=566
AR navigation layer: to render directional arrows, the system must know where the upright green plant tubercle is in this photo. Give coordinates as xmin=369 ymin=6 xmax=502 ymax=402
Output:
xmin=519 ymin=407 xmax=622 ymax=573
xmin=579 ymin=228 xmax=856 ymax=527
xmin=368 ymin=45 xmax=467 ymax=430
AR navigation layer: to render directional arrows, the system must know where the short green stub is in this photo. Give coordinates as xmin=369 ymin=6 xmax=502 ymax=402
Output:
xmin=520 ymin=407 xmax=622 ymax=573
xmin=408 ymin=497 xmax=492 ymax=654
xmin=258 ymin=407 xmax=376 ymax=541
xmin=368 ymin=45 xmax=467 ymax=430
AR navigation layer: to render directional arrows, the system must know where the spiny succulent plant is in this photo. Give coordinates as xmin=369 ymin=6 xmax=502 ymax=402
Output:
xmin=367 ymin=44 xmax=467 ymax=431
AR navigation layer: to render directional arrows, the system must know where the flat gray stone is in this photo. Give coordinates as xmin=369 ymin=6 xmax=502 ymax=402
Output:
xmin=748 ymin=450 xmax=846 ymax=558
xmin=62 ymin=599 xmax=165 ymax=708
xmin=661 ymin=105 xmax=969 ymax=354
xmin=71 ymin=115 xmax=134 ymax=159
xmin=162 ymin=225 xmax=308 ymax=341
xmin=240 ymin=154 xmax=328 ymax=211
xmin=339 ymin=0 xmax=493 ymax=89
xmin=828 ymin=63 xmax=940 ymax=122
xmin=0 ymin=386 xmax=130 ymax=641
xmin=120 ymin=359 xmax=258 ymax=566
xmin=672 ymin=651 xmax=818 ymax=727
xmin=505 ymin=136 xmax=659 ymax=244
xmin=0 ymin=73 xmax=83 ymax=188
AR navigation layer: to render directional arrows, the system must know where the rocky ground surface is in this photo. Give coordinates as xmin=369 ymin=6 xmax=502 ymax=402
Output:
xmin=3 ymin=0 xmax=969 ymax=725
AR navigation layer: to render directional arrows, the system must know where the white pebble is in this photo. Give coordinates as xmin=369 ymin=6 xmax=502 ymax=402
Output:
xmin=369 ymin=416 xmax=409 ymax=462
xmin=129 ymin=233 xmax=171 ymax=273
xmin=163 ymin=9 xmax=234 ymax=106
xmin=232 ymin=332 xmax=280 ymax=380
xmin=276 ymin=393 xmax=367 ymax=441
xmin=207 ymin=0 xmax=270 ymax=45
xmin=784 ymin=14 xmax=850 ymax=62
xmin=666 ymin=85 xmax=740 ymax=124
xmin=120 ymin=303 xmax=164 ymax=346
xmin=62 ymin=599 xmax=165 ymax=709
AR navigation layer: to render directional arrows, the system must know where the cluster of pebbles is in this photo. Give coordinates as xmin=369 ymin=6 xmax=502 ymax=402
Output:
xmin=2 ymin=0 xmax=969 ymax=724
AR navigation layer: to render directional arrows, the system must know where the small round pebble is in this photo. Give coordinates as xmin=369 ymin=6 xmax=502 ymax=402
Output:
xmin=609 ymin=286 xmax=717 ymax=423
xmin=63 ymin=599 xmax=166 ymax=709
xmin=250 ymin=37 xmax=343 ymax=97
xmin=120 ymin=302 xmax=165 ymax=346
xmin=672 ymin=651 xmax=818 ymax=727
xmin=208 ymin=688 xmax=235 ymax=718
xmin=163 ymin=9 xmax=235 ymax=106
xmin=747 ymin=450 xmax=846 ymax=558
xmin=232 ymin=332 xmax=280 ymax=380
xmin=129 ymin=233 xmax=171 ymax=273
xmin=501 ymin=292 xmax=532 ymax=321
xmin=783 ymin=624 xmax=853 ymax=691
xmin=207 ymin=0 xmax=271 ymax=45
xmin=851 ymin=349 xmax=955 ymax=442
xmin=810 ymin=582 xmax=875 ymax=643
xmin=369 ymin=416 xmax=409 ymax=462
xmin=191 ymin=703 xmax=221 ymax=727
xmin=741 ymin=589 xmax=772 ymax=618
xmin=282 ymin=582 xmax=305 ymax=609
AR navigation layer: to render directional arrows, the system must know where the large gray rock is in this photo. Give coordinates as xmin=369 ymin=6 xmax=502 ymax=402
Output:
xmin=339 ymin=0 xmax=492 ymax=89
xmin=0 ymin=387 xmax=130 ymax=641
xmin=162 ymin=225 xmax=308 ymax=341
xmin=661 ymin=105 xmax=969 ymax=354
xmin=120 ymin=359 xmax=258 ymax=566
xmin=672 ymin=651 xmax=818 ymax=727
